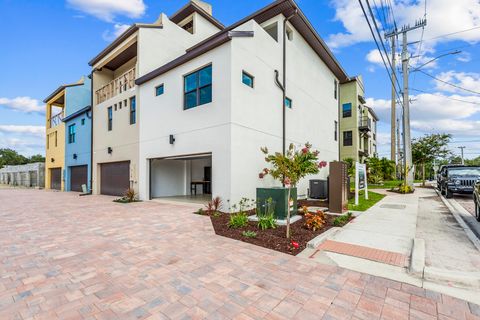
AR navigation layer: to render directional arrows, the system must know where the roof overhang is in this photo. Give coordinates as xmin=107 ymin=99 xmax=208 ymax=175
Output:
xmin=44 ymin=81 xmax=84 ymax=104
xmin=366 ymin=106 xmax=379 ymax=121
xmin=170 ymin=1 xmax=224 ymax=30
xmin=62 ymin=105 xmax=92 ymax=122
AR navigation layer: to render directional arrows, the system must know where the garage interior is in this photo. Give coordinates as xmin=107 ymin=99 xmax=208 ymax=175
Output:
xmin=150 ymin=153 xmax=212 ymax=204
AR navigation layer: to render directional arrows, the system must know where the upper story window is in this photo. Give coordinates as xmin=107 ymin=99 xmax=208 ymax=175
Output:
xmin=55 ymin=131 xmax=58 ymax=147
xmin=263 ymin=22 xmax=278 ymax=41
xmin=68 ymin=124 xmax=76 ymax=144
xmin=107 ymin=107 xmax=112 ymax=131
xmin=334 ymin=121 xmax=338 ymax=141
xmin=81 ymin=118 xmax=85 ymax=125
xmin=184 ymin=65 xmax=212 ymax=110
xmin=130 ymin=96 xmax=136 ymax=125
xmin=242 ymin=71 xmax=254 ymax=88
xmin=285 ymin=97 xmax=292 ymax=109
xmin=156 ymin=84 xmax=165 ymax=96
xmin=343 ymin=131 xmax=353 ymax=146
xmin=334 ymin=79 xmax=338 ymax=100
xmin=286 ymin=26 xmax=293 ymax=41
xmin=342 ymin=103 xmax=352 ymax=118
xmin=180 ymin=17 xmax=194 ymax=34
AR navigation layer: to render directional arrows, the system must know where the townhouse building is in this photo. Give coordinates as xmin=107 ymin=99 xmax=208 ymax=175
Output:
xmin=44 ymin=77 xmax=90 ymax=190
xmin=135 ymin=0 xmax=349 ymax=203
xmin=89 ymin=0 xmax=223 ymax=196
xmin=339 ymin=75 xmax=379 ymax=163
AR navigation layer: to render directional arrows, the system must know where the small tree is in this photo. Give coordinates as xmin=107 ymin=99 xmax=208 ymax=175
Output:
xmin=412 ymin=133 xmax=451 ymax=186
xmin=259 ymin=142 xmax=327 ymax=238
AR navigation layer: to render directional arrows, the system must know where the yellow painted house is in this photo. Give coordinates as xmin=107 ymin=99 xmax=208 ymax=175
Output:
xmin=43 ymin=80 xmax=84 ymax=190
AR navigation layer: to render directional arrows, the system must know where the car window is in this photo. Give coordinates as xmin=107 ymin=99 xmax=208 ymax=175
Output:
xmin=448 ymin=167 xmax=480 ymax=176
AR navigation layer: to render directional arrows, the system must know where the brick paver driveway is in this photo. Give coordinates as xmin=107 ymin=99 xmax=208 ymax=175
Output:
xmin=1 ymin=189 xmax=480 ymax=320
xmin=454 ymin=193 xmax=476 ymax=216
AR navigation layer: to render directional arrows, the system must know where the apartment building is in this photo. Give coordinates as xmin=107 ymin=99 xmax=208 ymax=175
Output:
xmin=44 ymin=77 xmax=90 ymax=190
xmin=339 ymin=75 xmax=379 ymax=163
xmin=135 ymin=0 xmax=349 ymax=203
xmin=89 ymin=0 xmax=223 ymax=196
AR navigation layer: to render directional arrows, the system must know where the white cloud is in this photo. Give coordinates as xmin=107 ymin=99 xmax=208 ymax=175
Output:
xmin=411 ymin=119 xmax=480 ymax=135
xmin=328 ymin=0 xmax=480 ymax=49
xmin=102 ymin=23 xmax=131 ymax=41
xmin=0 ymin=125 xmax=45 ymax=137
xmin=433 ymin=71 xmax=480 ymax=94
xmin=0 ymin=97 xmax=45 ymax=114
xmin=366 ymin=49 xmax=383 ymax=65
xmin=66 ymin=0 xmax=146 ymax=22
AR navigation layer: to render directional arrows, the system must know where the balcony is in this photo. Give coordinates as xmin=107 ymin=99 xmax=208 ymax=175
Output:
xmin=95 ymin=66 xmax=136 ymax=104
xmin=358 ymin=116 xmax=372 ymax=132
xmin=49 ymin=112 xmax=64 ymax=128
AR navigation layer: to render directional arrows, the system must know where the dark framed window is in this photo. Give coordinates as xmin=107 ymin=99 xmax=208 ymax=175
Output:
xmin=334 ymin=120 xmax=338 ymax=141
xmin=334 ymin=79 xmax=338 ymax=100
xmin=342 ymin=103 xmax=352 ymax=118
xmin=107 ymin=107 xmax=112 ymax=131
xmin=81 ymin=118 xmax=85 ymax=125
xmin=114 ymin=103 xmax=117 ymax=111
xmin=130 ymin=96 xmax=136 ymax=125
xmin=55 ymin=131 xmax=57 ymax=147
xmin=184 ymin=65 xmax=212 ymax=110
xmin=343 ymin=131 xmax=353 ymax=146
xmin=68 ymin=124 xmax=76 ymax=144
xmin=242 ymin=71 xmax=254 ymax=88
xmin=119 ymin=101 xmax=122 ymax=109
xmin=285 ymin=97 xmax=292 ymax=109
xmin=155 ymin=84 xmax=165 ymax=96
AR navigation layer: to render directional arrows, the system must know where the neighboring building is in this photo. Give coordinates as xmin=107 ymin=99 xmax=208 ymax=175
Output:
xmin=134 ymin=0 xmax=349 ymax=203
xmin=44 ymin=77 xmax=91 ymax=191
xmin=339 ymin=76 xmax=378 ymax=163
xmin=0 ymin=163 xmax=45 ymax=188
xmin=62 ymin=77 xmax=92 ymax=192
xmin=89 ymin=0 xmax=224 ymax=196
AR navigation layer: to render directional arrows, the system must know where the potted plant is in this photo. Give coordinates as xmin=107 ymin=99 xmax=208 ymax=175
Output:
xmin=258 ymin=142 xmax=327 ymax=238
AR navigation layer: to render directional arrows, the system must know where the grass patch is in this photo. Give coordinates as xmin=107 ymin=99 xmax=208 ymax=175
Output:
xmin=350 ymin=179 xmax=421 ymax=190
xmin=348 ymin=190 xmax=385 ymax=211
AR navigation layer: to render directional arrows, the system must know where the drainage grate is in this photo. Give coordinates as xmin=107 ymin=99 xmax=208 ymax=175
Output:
xmin=380 ymin=204 xmax=406 ymax=210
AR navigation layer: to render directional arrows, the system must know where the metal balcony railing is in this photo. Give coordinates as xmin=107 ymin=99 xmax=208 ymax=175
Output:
xmin=358 ymin=116 xmax=371 ymax=131
xmin=49 ymin=113 xmax=63 ymax=128
xmin=95 ymin=66 xmax=136 ymax=104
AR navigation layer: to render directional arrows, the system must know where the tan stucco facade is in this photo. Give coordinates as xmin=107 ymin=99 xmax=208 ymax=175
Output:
xmin=45 ymin=90 xmax=66 ymax=190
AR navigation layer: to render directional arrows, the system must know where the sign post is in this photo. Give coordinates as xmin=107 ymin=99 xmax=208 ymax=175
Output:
xmin=355 ymin=162 xmax=368 ymax=205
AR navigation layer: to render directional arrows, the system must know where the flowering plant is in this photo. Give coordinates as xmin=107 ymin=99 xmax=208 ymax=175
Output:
xmin=259 ymin=142 xmax=327 ymax=238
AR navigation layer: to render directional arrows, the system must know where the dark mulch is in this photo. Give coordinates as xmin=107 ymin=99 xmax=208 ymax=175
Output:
xmin=208 ymin=212 xmax=336 ymax=255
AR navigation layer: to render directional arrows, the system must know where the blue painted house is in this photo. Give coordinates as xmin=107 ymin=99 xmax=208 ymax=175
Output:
xmin=62 ymin=76 xmax=92 ymax=192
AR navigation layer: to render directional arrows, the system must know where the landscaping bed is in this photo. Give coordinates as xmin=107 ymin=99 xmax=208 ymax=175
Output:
xmin=207 ymin=212 xmax=339 ymax=255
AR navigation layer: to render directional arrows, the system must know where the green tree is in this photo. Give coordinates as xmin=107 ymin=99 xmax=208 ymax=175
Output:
xmin=28 ymin=154 xmax=45 ymax=163
xmin=0 ymin=148 xmax=28 ymax=168
xmin=412 ymin=133 xmax=452 ymax=186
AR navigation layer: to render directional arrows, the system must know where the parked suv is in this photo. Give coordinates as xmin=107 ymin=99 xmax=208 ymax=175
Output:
xmin=474 ymin=179 xmax=480 ymax=221
xmin=437 ymin=165 xmax=480 ymax=198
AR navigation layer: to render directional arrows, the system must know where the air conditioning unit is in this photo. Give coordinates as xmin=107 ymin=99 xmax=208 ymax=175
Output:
xmin=309 ymin=179 xmax=328 ymax=199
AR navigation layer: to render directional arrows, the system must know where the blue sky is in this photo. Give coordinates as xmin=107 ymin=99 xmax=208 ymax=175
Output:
xmin=0 ymin=0 xmax=479 ymax=159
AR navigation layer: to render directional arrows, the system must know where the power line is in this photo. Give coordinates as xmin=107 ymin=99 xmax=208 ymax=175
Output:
xmin=422 ymin=26 xmax=480 ymax=42
xmin=416 ymin=69 xmax=480 ymax=95
xmin=411 ymin=88 xmax=480 ymax=104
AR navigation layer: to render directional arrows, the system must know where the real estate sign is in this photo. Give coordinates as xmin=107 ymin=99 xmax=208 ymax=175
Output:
xmin=355 ymin=162 xmax=368 ymax=205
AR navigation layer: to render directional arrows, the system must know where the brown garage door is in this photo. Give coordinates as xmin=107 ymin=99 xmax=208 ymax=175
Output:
xmin=101 ymin=161 xmax=130 ymax=196
xmin=70 ymin=165 xmax=88 ymax=192
xmin=50 ymin=168 xmax=61 ymax=190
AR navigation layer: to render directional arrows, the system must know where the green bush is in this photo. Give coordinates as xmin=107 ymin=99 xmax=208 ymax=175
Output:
xmin=228 ymin=212 xmax=248 ymax=228
xmin=242 ymin=230 xmax=257 ymax=238
xmin=333 ymin=212 xmax=353 ymax=226
xmin=258 ymin=213 xmax=277 ymax=230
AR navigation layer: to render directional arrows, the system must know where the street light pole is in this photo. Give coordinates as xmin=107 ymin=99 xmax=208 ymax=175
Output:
xmin=459 ymin=146 xmax=466 ymax=165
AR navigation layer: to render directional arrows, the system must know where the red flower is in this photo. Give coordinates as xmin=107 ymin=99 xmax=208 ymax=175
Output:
xmin=259 ymin=173 xmax=264 ymax=179
xmin=263 ymin=168 xmax=269 ymax=173
xmin=291 ymin=240 xmax=299 ymax=249
xmin=301 ymin=147 xmax=309 ymax=154
xmin=318 ymin=161 xmax=327 ymax=168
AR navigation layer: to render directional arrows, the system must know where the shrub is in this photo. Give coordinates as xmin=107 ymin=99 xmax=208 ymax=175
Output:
xmin=206 ymin=196 xmax=222 ymax=214
xmin=229 ymin=212 xmax=248 ymax=228
xmin=242 ymin=230 xmax=257 ymax=238
xmin=195 ymin=208 xmax=205 ymax=215
xmin=398 ymin=184 xmax=414 ymax=194
xmin=299 ymin=206 xmax=309 ymax=216
xmin=333 ymin=212 xmax=353 ymax=226
xmin=124 ymin=188 xmax=137 ymax=202
xmin=304 ymin=210 xmax=326 ymax=231
xmin=258 ymin=213 xmax=277 ymax=230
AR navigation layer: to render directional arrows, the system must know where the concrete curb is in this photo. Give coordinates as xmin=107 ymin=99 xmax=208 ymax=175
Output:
xmin=306 ymin=227 xmax=341 ymax=249
xmin=409 ymin=238 xmax=425 ymax=278
xmin=424 ymin=266 xmax=480 ymax=289
xmin=434 ymin=188 xmax=480 ymax=252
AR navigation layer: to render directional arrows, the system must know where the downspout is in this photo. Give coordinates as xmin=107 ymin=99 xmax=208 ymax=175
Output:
xmin=87 ymin=69 xmax=95 ymax=194
xmin=338 ymin=82 xmax=341 ymax=161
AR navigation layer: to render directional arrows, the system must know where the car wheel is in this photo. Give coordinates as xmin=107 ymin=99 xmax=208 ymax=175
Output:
xmin=441 ymin=185 xmax=446 ymax=195
xmin=476 ymin=200 xmax=480 ymax=222
xmin=446 ymin=189 xmax=453 ymax=199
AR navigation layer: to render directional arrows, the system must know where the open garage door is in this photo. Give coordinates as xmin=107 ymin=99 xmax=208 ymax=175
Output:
xmin=50 ymin=168 xmax=61 ymax=190
xmin=100 ymin=161 xmax=130 ymax=196
xmin=70 ymin=165 xmax=88 ymax=192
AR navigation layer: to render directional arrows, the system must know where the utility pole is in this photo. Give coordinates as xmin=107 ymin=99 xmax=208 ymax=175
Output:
xmin=459 ymin=146 xmax=466 ymax=165
xmin=386 ymin=18 xmax=427 ymax=188
xmin=390 ymin=37 xmax=397 ymax=165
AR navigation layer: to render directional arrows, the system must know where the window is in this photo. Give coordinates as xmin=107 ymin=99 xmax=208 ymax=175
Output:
xmin=184 ymin=65 xmax=212 ymax=109
xmin=343 ymin=131 xmax=353 ymax=146
xmin=124 ymin=99 xmax=127 ymax=108
xmin=155 ymin=84 xmax=165 ymax=96
xmin=119 ymin=101 xmax=122 ymax=109
xmin=114 ymin=103 xmax=117 ymax=111
xmin=342 ymin=103 xmax=352 ymax=118
xmin=54 ymin=131 xmax=57 ymax=147
xmin=68 ymin=124 xmax=76 ymax=144
xmin=47 ymin=134 xmax=50 ymax=149
xmin=286 ymin=26 xmax=293 ymax=41
xmin=81 ymin=118 xmax=85 ymax=125
xmin=334 ymin=79 xmax=338 ymax=100
xmin=107 ymin=107 xmax=112 ymax=131
xmin=285 ymin=97 xmax=292 ymax=109
xmin=130 ymin=96 xmax=136 ymax=125
xmin=181 ymin=18 xmax=194 ymax=34
xmin=242 ymin=71 xmax=254 ymax=88
xmin=263 ymin=22 xmax=278 ymax=41
xmin=334 ymin=121 xmax=338 ymax=141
